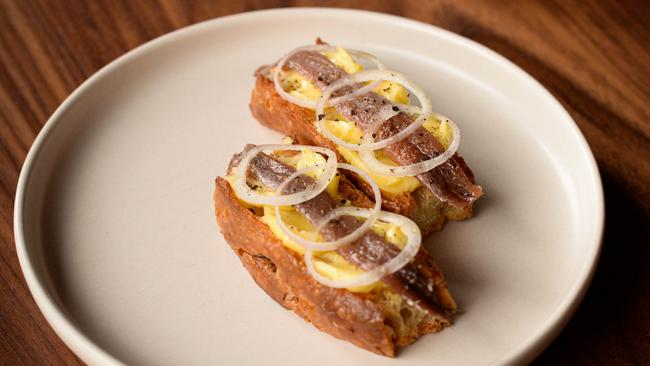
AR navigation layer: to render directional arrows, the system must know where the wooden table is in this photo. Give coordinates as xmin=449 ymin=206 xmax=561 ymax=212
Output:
xmin=1 ymin=1 xmax=648 ymax=364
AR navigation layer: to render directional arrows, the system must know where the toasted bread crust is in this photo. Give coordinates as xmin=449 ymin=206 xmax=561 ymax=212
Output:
xmin=249 ymin=75 xmax=474 ymax=235
xmin=215 ymin=175 xmax=454 ymax=356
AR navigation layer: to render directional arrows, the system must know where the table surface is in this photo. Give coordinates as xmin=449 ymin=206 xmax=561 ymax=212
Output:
xmin=1 ymin=1 xmax=648 ymax=365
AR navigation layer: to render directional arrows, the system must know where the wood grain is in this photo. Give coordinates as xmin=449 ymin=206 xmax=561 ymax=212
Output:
xmin=1 ymin=1 xmax=648 ymax=365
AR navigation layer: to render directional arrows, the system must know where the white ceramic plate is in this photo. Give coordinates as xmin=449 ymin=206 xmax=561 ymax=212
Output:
xmin=14 ymin=8 xmax=603 ymax=366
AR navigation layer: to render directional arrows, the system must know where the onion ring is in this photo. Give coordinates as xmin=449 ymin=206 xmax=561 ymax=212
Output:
xmin=359 ymin=113 xmax=460 ymax=177
xmin=315 ymin=69 xmax=432 ymax=151
xmin=304 ymin=211 xmax=421 ymax=288
xmin=232 ymin=144 xmax=337 ymax=206
xmin=273 ymin=45 xmax=385 ymax=109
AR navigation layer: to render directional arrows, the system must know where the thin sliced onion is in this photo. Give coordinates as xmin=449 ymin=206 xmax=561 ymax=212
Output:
xmin=273 ymin=45 xmax=385 ymax=109
xmin=274 ymin=163 xmax=381 ymax=251
xmin=359 ymin=115 xmax=460 ymax=176
xmin=304 ymin=211 xmax=421 ymax=288
xmin=233 ymin=144 xmax=337 ymax=206
xmin=315 ymin=69 xmax=432 ymax=151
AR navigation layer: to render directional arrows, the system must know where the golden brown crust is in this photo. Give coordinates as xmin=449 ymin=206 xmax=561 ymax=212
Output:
xmin=249 ymin=75 xmax=474 ymax=236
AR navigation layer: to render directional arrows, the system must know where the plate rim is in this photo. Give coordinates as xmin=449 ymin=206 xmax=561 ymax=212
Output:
xmin=13 ymin=7 xmax=604 ymax=366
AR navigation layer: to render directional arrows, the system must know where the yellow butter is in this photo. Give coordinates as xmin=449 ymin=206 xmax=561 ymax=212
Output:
xmin=281 ymin=71 xmax=322 ymax=100
xmin=373 ymin=80 xmax=410 ymax=105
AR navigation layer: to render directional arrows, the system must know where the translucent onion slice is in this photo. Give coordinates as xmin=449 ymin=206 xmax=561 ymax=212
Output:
xmin=304 ymin=210 xmax=422 ymax=288
xmin=274 ymin=163 xmax=381 ymax=251
xmin=232 ymin=144 xmax=337 ymax=206
xmin=273 ymin=45 xmax=386 ymax=109
xmin=358 ymin=113 xmax=461 ymax=177
xmin=315 ymin=69 xmax=433 ymax=151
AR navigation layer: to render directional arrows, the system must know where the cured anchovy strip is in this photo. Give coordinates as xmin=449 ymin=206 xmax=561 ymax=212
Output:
xmin=285 ymin=51 xmax=483 ymax=207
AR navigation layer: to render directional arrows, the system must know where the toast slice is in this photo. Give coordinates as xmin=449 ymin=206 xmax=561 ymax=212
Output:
xmin=250 ymin=75 xmax=476 ymax=236
xmin=214 ymin=169 xmax=456 ymax=356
